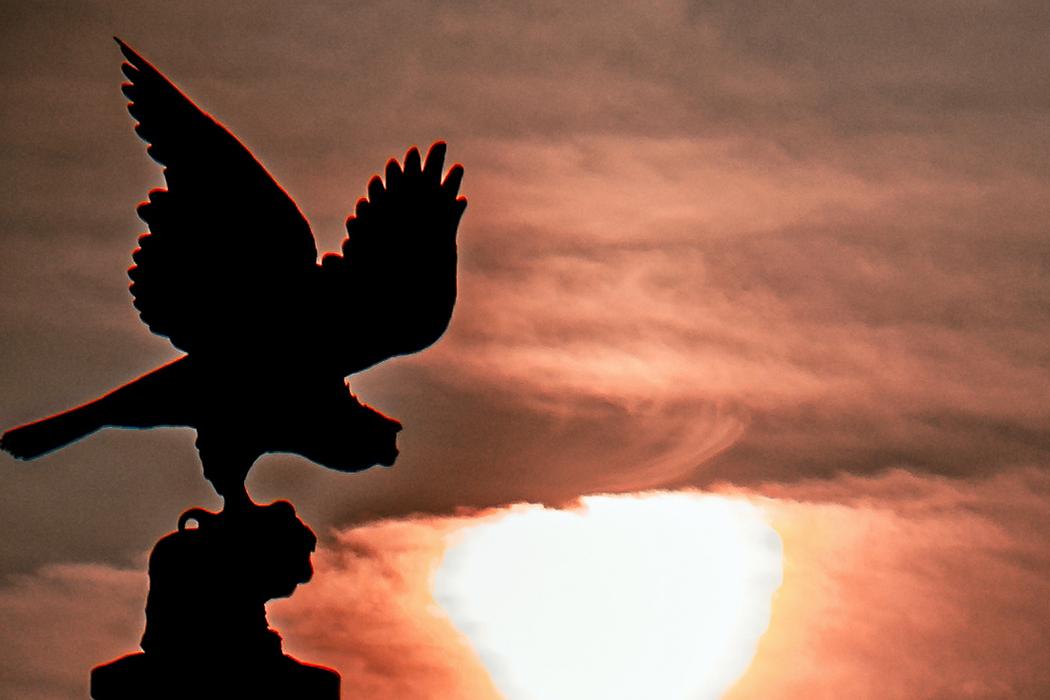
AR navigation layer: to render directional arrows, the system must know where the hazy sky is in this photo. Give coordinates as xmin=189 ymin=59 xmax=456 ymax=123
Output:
xmin=2 ymin=1 xmax=1049 ymax=698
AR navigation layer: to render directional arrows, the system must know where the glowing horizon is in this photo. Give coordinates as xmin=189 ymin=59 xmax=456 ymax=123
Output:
xmin=433 ymin=492 xmax=783 ymax=700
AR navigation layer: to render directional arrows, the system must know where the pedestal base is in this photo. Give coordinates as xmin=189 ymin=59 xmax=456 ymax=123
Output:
xmin=91 ymin=500 xmax=339 ymax=699
xmin=91 ymin=652 xmax=339 ymax=699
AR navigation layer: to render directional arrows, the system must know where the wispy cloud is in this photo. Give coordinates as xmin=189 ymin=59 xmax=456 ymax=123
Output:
xmin=2 ymin=3 xmax=1049 ymax=695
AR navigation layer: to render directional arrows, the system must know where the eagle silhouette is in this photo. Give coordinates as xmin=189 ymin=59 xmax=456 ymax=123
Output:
xmin=1 ymin=39 xmax=466 ymax=508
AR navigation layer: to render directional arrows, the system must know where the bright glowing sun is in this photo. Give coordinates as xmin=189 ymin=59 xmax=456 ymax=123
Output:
xmin=434 ymin=493 xmax=783 ymax=700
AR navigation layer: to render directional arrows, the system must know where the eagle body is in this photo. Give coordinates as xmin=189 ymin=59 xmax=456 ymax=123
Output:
xmin=2 ymin=40 xmax=466 ymax=506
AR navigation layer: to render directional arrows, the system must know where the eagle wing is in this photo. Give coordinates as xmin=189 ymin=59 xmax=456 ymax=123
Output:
xmin=118 ymin=39 xmax=318 ymax=357
xmin=319 ymin=142 xmax=467 ymax=375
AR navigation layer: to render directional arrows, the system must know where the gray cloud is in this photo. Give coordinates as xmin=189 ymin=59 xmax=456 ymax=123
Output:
xmin=2 ymin=12 xmax=1049 ymax=699
xmin=0 ymin=562 xmax=145 ymax=700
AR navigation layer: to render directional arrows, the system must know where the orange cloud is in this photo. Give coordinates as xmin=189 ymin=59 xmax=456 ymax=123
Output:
xmin=2 ymin=470 xmax=1048 ymax=699
xmin=269 ymin=514 xmax=502 ymax=700
xmin=725 ymin=468 xmax=1050 ymax=699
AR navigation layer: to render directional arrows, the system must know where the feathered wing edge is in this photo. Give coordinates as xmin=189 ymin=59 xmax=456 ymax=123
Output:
xmin=116 ymin=37 xmax=319 ymax=355
xmin=319 ymin=141 xmax=467 ymax=375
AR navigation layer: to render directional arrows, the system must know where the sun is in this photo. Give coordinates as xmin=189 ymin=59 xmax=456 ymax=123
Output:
xmin=434 ymin=493 xmax=782 ymax=700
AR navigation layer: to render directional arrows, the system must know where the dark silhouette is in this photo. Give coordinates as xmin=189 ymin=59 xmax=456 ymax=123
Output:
xmin=3 ymin=39 xmax=468 ymax=698
xmin=91 ymin=500 xmax=340 ymax=699
xmin=2 ymin=38 xmax=467 ymax=508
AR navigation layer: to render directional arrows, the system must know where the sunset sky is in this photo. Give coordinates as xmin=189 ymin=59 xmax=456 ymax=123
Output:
xmin=2 ymin=2 xmax=1049 ymax=698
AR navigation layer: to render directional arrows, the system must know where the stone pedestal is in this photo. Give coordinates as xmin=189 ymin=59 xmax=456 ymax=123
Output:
xmin=91 ymin=500 xmax=339 ymax=700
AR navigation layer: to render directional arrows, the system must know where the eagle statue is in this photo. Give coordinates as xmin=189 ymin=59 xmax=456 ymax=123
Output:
xmin=2 ymin=39 xmax=467 ymax=510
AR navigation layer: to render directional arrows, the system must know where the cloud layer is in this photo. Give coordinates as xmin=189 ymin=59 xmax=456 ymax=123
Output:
xmin=2 ymin=1 xmax=1049 ymax=696
xmin=2 ymin=470 xmax=1048 ymax=699
xmin=727 ymin=468 xmax=1050 ymax=699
